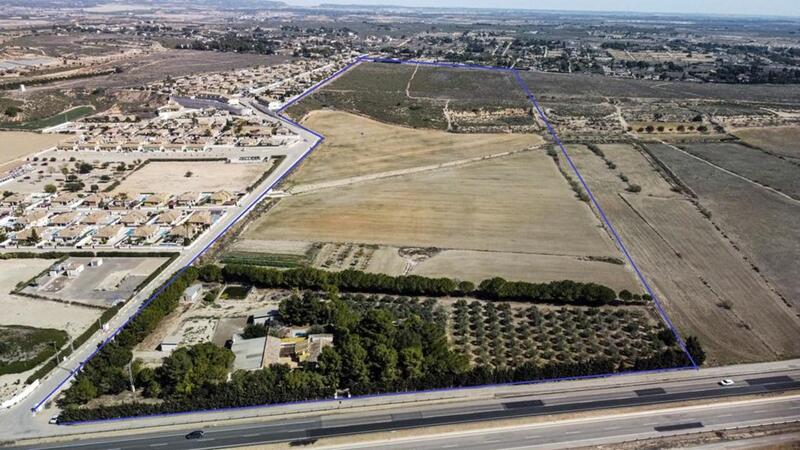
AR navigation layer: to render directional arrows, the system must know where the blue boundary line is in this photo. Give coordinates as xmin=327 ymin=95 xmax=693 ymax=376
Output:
xmin=45 ymin=55 xmax=696 ymax=424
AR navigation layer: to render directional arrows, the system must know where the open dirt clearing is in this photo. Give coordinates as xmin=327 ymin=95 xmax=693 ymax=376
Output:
xmin=291 ymin=110 xmax=542 ymax=186
xmin=732 ymin=126 xmax=800 ymax=160
xmin=567 ymin=144 xmax=800 ymax=364
xmin=0 ymin=259 xmax=101 ymax=337
xmin=0 ymin=131 xmax=66 ymax=165
xmin=647 ymin=142 xmax=800 ymax=314
xmin=113 ymin=160 xmax=269 ymax=194
xmin=248 ymin=150 xmax=621 ymax=258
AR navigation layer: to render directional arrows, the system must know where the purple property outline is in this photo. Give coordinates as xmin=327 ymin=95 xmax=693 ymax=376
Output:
xmin=38 ymin=55 xmax=696 ymax=423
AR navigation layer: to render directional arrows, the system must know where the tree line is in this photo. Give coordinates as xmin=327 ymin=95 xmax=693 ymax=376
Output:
xmin=213 ymin=264 xmax=625 ymax=306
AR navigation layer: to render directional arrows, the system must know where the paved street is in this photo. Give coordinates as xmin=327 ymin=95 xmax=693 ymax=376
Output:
xmin=6 ymin=364 xmax=799 ymax=448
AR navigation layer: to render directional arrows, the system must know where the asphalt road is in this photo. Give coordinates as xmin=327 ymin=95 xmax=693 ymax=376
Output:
xmin=334 ymin=395 xmax=800 ymax=450
xmin=10 ymin=371 xmax=800 ymax=449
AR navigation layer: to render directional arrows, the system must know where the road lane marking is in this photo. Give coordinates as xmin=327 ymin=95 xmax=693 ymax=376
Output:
xmin=149 ymin=444 xmax=167 ymax=447
xmin=243 ymin=433 xmax=260 ymax=437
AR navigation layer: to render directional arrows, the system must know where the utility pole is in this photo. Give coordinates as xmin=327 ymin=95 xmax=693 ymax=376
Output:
xmin=51 ymin=341 xmax=60 ymax=364
xmin=127 ymin=361 xmax=136 ymax=393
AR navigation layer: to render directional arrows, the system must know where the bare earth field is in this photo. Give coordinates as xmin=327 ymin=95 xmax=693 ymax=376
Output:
xmin=250 ymin=150 xmax=619 ymax=257
xmin=567 ymin=143 xmax=800 ymax=364
xmin=732 ymin=126 xmax=800 ymax=160
xmin=678 ymin=142 xmax=800 ymax=200
xmin=647 ymin=142 xmax=800 ymax=314
xmin=0 ymin=131 xmax=67 ymax=165
xmin=291 ymin=110 xmax=542 ymax=186
xmin=113 ymin=160 xmax=269 ymax=194
xmin=0 ymin=259 xmax=101 ymax=336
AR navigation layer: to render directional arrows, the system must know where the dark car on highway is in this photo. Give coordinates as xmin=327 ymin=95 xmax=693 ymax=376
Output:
xmin=185 ymin=430 xmax=205 ymax=440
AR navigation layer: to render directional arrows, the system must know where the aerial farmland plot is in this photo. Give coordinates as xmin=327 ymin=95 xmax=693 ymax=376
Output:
xmin=287 ymin=62 xmax=538 ymax=132
xmin=732 ymin=126 xmax=800 ymax=160
xmin=676 ymin=142 xmax=800 ymax=199
xmin=565 ymin=143 xmax=800 ymax=364
xmin=647 ymin=142 xmax=800 ymax=315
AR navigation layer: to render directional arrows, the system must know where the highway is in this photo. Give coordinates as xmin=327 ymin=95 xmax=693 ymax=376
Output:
xmin=7 ymin=366 xmax=800 ymax=449
xmin=330 ymin=395 xmax=800 ymax=450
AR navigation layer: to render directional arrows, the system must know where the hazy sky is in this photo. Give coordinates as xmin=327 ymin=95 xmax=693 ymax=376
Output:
xmin=298 ymin=0 xmax=800 ymax=17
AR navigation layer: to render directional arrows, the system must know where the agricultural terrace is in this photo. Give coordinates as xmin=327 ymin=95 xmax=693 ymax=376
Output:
xmin=565 ymin=142 xmax=800 ymax=364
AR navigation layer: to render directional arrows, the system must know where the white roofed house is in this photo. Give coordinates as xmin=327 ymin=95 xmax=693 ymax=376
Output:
xmin=50 ymin=192 xmax=83 ymax=208
xmin=64 ymin=262 xmax=85 ymax=278
xmin=176 ymin=192 xmax=202 ymax=207
xmin=155 ymin=210 xmax=182 ymax=226
xmin=82 ymin=193 xmax=109 ymax=209
xmin=131 ymin=224 xmax=161 ymax=244
xmin=187 ymin=210 xmax=213 ymax=229
xmin=92 ymin=224 xmax=127 ymax=245
xmin=53 ymin=225 xmax=90 ymax=246
xmin=183 ymin=284 xmax=203 ymax=303
xmin=17 ymin=210 xmax=49 ymax=228
xmin=119 ymin=211 xmax=148 ymax=227
xmin=49 ymin=212 xmax=81 ymax=227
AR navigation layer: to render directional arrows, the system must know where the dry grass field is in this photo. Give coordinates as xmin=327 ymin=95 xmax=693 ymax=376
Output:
xmin=113 ymin=160 xmax=269 ymax=194
xmin=291 ymin=110 xmax=542 ymax=186
xmin=732 ymin=126 xmax=800 ymax=160
xmin=249 ymin=150 xmax=619 ymax=257
xmin=567 ymin=143 xmax=800 ymax=364
xmin=0 ymin=131 xmax=66 ymax=166
xmin=412 ymin=249 xmax=639 ymax=292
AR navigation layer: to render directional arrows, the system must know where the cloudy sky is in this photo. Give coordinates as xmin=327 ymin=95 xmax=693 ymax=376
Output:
xmin=298 ymin=0 xmax=799 ymax=17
